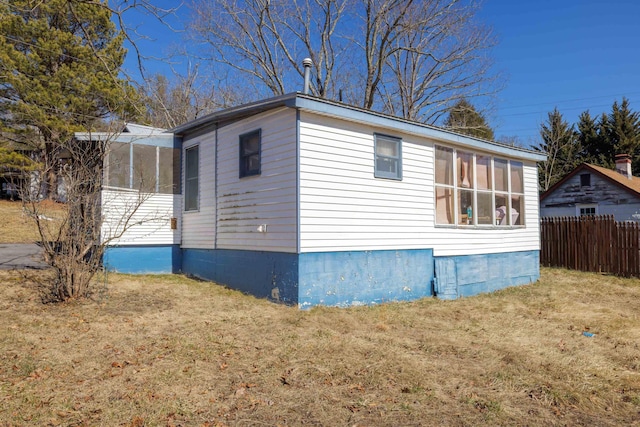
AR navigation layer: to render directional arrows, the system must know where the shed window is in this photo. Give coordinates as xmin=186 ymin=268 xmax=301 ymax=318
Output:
xmin=577 ymin=204 xmax=597 ymax=217
xmin=580 ymin=173 xmax=591 ymax=187
xmin=434 ymin=145 xmax=526 ymax=227
xmin=239 ymin=130 xmax=261 ymax=178
xmin=374 ymin=134 xmax=402 ymax=180
xmin=185 ymin=146 xmax=199 ymax=211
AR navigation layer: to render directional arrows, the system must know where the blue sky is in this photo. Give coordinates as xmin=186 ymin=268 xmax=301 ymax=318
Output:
xmin=124 ymin=1 xmax=640 ymax=148
xmin=478 ymin=0 xmax=640 ymax=145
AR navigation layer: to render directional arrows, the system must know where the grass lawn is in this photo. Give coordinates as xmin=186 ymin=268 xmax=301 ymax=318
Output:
xmin=0 ymin=200 xmax=65 ymax=243
xmin=1 ymin=268 xmax=639 ymax=426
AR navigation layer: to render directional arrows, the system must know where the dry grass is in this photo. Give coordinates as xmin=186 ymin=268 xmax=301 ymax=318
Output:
xmin=0 ymin=200 xmax=65 ymax=243
xmin=1 ymin=268 xmax=639 ymax=426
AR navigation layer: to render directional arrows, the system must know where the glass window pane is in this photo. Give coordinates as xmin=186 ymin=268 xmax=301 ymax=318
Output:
xmin=159 ymin=147 xmax=180 ymax=194
xmin=511 ymin=195 xmax=524 ymax=225
xmin=476 ymin=155 xmax=491 ymax=190
xmin=458 ymin=189 xmax=473 ymax=225
xmin=495 ymin=193 xmax=509 ymax=226
xmin=477 ymin=192 xmax=493 ymax=225
xmin=435 ymin=146 xmax=453 ymax=185
xmin=376 ymin=157 xmax=397 ymax=174
xmin=457 ymin=151 xmax=474 ymax=189
xmin=107 ymin=142 xmax=130 ymax=188
xmin=435 ymin=186 xmax=454 ymax=224
xmin=376 ymin=138 xmax=398 ymax=157
xmin=511 ymin=161 xmax=523 ymax=193
xmin=240 ymin=130 xmax=261 ymax=177
xmin=185 ymin=146 xmax=199 ymax=211
xmin=242 ymin=136 xmax=260 ymax=155
xmin=133 ymin=144 xmax=157 ymax=192
xmin=494 ymin=158 xmax=508 ymax=192
xmin=186 ymin=146 xmax=198 ymax=180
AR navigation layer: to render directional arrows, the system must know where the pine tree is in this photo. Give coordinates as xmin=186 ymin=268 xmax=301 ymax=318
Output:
xmin=576 ymin=111 xmax=606 ymax=165
xmin=443 ymin=98 xmax=495 ymax=140
xmin=608 ymin=98 xmax=640 ymax=171
xmin=0 ymin=0 xmax=140 ymax=197
xmin=535 ymin=108 xmax=578 ymax=191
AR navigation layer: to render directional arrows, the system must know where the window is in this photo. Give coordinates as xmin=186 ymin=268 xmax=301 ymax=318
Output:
xmin=577 ymin=204 xmax=597 ymax=217
xmin=185 ymin=146 xmax=199 ymax=211
xmin=106 ymin=142 xmax=180 ymax=195
xmin=580 ymin=173 xmax=591 ymax=187
xmin=374 ymin=134 xmax=402 ymax=180
xmin=434 ymin=145 xmax=526 ymax=227
xmin=133 ymin=144 xmax=157 ymax=192
xmin=240 ymin=130 xmax=261 ymax=178
xmin=158 ymin=147 xmax=181 ymax=194
xmin=106 ymin=142 xmax=131 ymax=188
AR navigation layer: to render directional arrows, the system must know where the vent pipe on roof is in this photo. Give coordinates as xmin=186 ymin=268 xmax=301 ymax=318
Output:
xmin=615 ymin=153 xmax=633 ymax=179
xmin=302 ymin=58 xmax=312 ymax=94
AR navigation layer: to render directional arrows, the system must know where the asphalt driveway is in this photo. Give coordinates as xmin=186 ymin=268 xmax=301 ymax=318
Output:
xmin=0 ymin=243 xmax=48 ymax=270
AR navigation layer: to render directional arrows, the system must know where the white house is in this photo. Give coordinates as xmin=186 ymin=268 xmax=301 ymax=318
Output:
xmin=160 ymin=93 xmax=546 ymax=307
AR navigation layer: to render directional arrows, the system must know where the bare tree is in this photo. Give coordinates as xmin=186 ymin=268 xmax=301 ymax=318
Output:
xmin=188 ymin=0 xmax=349 ymax=99
xmin=139 ymin=66 xmax=241 ymax=129
xmin=377 ymin=0 xmax=498 ymax=122
xmin=24 ymin=125 xmax=174 ymax=301
xmin=186 ymin=0 xmax=498 ymax=124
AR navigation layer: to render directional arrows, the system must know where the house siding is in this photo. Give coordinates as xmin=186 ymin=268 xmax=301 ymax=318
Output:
xmin=181 ymin=131 xmax=217 ymax=249
xmin=101 ymin=189 xmax=180 ymax=245
xmin=298 ymin=112 xmax=541 ymax=256
xmin=215 ymin=107 xmax=298 ymax=252
xmin=299 ymin=114 xmax=432 ymax=252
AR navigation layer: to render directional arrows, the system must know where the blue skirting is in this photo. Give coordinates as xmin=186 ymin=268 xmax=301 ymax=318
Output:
xmin=116 ymin=246 xmax=540 ymax=308
xmin=298 ymin=249 xmax=434 ymax=308
xmin=103 ymin=245 xmax=181 ymax=274
xmin=182 ymin=249 xmax=299 ymax=304
xmin=434 ymin=251 xmax=540 ymax=300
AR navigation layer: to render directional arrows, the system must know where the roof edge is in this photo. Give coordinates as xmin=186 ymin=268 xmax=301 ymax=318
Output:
xmin=172 ymin=92 xmax=546 ymax=161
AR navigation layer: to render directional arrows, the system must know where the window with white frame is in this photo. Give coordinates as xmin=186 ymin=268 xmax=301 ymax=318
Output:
xmin=577 ymin=204 xmax=597 ymax=217
xmin=374 ymin=134 xmax=402 ymax=180
xmin=184 ymin=145 xmax=199 ymax=211
xmin=434 ymin=145 xmax=525 ymax=227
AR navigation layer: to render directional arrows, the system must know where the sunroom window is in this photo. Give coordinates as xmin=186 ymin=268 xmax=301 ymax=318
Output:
xmin=434 ymin=145 xmax=526 ymax=227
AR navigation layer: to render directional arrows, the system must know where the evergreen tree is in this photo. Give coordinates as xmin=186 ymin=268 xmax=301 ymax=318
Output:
xmin=576 ymin=111 xmax=606 ymax=165
xmin=443 ymin=98 xmax=495 ymax=140
xmin=0 ymin=0 xmax=140 ymax=197
xmin=608 ymin=98 xmax=640 ymax=171
xmin=535 ymin=108 xmax=578 ymax=191
xmin=576 ymin=98 xmax=640 ymax=171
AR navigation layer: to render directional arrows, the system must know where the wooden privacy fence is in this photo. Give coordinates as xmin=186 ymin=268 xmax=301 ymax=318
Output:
xmin=540 ymin=215 xmax=640 ymax=277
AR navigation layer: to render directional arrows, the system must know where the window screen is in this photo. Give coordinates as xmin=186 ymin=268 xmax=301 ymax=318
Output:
xmin=133 ymin=144 xmax=157 ymax=192
xmin=107 ymin=142 xmax=130 ymax=189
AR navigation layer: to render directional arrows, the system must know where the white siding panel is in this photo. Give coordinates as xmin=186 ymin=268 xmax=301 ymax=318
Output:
xmin=299 ymin=114 xmax=432 ymax=252
xmin=181 ymin=131 xmax=216 ymax=249
xmin=101 ymin=189 xmax=180 ymax=245
xmin=298 ymin=112 xmax=542 ymax=255
xmin=216 ymin=108 xmax=298 ymax=252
